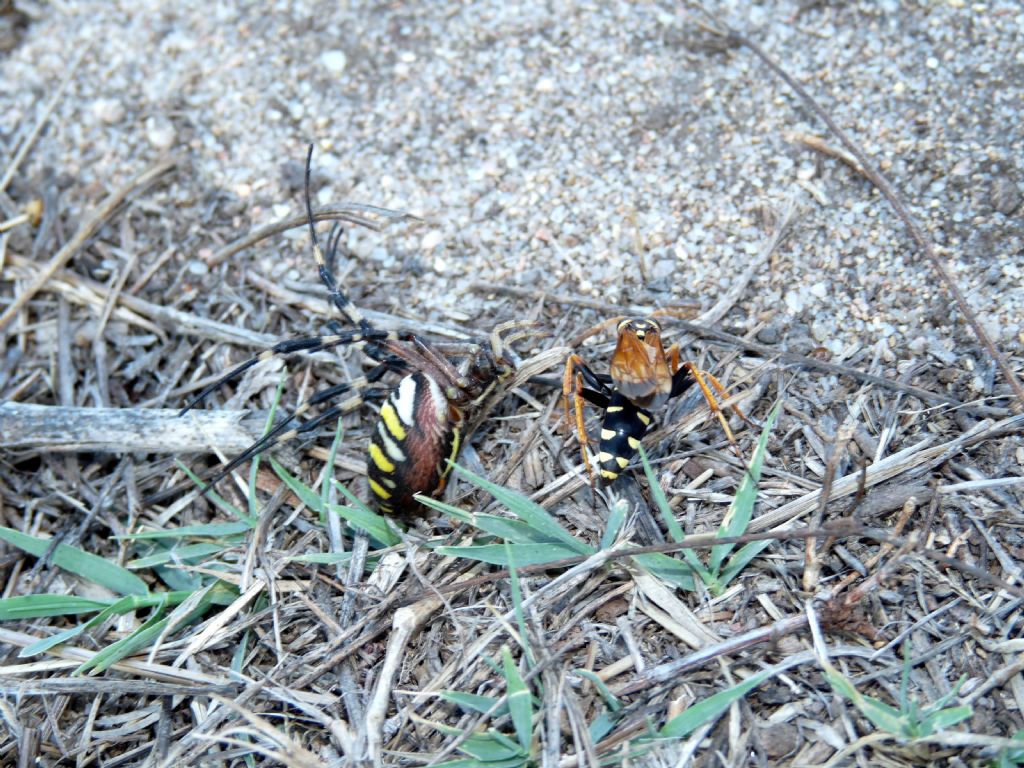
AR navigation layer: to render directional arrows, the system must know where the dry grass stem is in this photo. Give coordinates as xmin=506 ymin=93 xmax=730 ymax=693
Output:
xmin=2 ymin=6 xmax=1020 ymax=764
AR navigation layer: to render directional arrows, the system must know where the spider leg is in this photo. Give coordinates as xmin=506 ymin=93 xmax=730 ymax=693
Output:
xmin=488 ymin=320 xmax=545 ymax=362
xmin=304 ymin=144 xmax=374 ymax=335
xmin=648 ymin=305 xmax=700 ymax=323
xmin=324 ymin=221 xmax=345 ymax=280
xmin=180 ymin=328 xmax=402 ymax=414
xmin=198 ymin=369 xmax=393 ymax=495
xmin=391 ymin=336 xmax=477 ymax=401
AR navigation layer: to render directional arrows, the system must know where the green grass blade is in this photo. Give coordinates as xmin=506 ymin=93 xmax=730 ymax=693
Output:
xmin=822 ymin=664 xmax=907 ymax=735
xmin=20 ymin=591 xmax=203 ymax=657
xmin=658 ymin=668 xmax=775 ymax=738
xmin=631 ymin=552 xmax=697 ymax=591
xmin=601 ymin=499 xmax=629 ymax=550
xmin=128 ymin=542 xmax=227 ymax=570
xmin=23 ymin=603 xmax=123 ymax=657
xmin=440 ymin=691 xmax=507 ymax=716
xmin=0 ymin=595 xmax=112 ymax=621
xmin=288 ymin=552 xmax=355 ymax=566
xmin=504 ymin=542 xmax=535 ymax=668
xmin=74 ymin=598 xmax=170 ymax=675
xmin=430 ymin=760 xmax=524 ymax=768
xmin=995 ymin=729 xmax=1024 ymax=767
xmin=119 ymin=522 xmax=254 ymax=540
xmin=174 ymin=459 xmax=254 ymax=525
xmin=75 ymin=584 xmax=224 ymax=675
xmin=449 ymin=463 xmax=590 ymax=554
xmin=924 ymin=674 xmax=966 ymax=715
xmin=919 ymin=706 xmax=972 ymax=736
xmin=328 ymin=480 xmax=403 ymax=547
xmin=327 ymin=503 xmax=401 ymax=548
xmin=417 ymin=495 xmax=571 ymax=546
xmin=502 ymin=646 xmax=533 ymax=751
xmin=588 ymin=710 xmax=619 ymax=743
xmin=320 ymin=421 xmax=346 ymax=517
xmin=717 ymin=540 xmax=772 ymax=588
xmin=270 ymin=458 xmax=324 ymax=514
xmin=576 ymin=669 xmax=621 ymax=712
xmin=639 ymin=445 xmax=684 ymax=543
xmin=248 ymin=371 xmax=289 ymax=519
xmin=709 ymin=401 xmax=779 ymax=575
xmin=0 ymin=527 xmax=148 ymax=596
xmin=331 ymin=478 xmax=374 ymax=515
xmin=429 ymin=725 xmax=523 ymax=761
xmin=436 ymin=542 xmax=584 ymax=567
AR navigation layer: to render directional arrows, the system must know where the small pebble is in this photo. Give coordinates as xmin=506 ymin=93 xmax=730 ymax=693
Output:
xmin=991 ymin=177 xmax=1022 ymax=215
xmin=651 ymin=258 xmax=675 ymax=280
xmin=421 ymin=230 xmax=444 ymax=250
xmin=145 ymin=115 xmax=176 ymax=150
xmin=759 ymin=722 xmax=800 ymax=759
xmin=757 ymin=325 xmax=781 ymax=345
xmin=320 ymin=50 xmax=348 ymax=73
xmin=92 ymin=98 xmax=125 ymax=124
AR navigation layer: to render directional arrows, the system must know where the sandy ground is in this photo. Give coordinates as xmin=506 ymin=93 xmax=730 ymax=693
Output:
xmin=2 ymin=1 xmax=1021 ymax=371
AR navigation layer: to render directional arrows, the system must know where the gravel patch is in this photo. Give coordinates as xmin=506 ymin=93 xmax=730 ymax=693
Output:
xmin=2 ymin=1 xmax=1021 ymax=368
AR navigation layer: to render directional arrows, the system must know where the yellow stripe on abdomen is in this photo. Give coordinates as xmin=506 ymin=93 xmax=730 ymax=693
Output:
xmin=369 ymin=442 xmax=395 ymax=474
xmin=379 ymin=401 xmax=407 ymax=441
xmin=369 ymin=478 xmax=392 ymax=500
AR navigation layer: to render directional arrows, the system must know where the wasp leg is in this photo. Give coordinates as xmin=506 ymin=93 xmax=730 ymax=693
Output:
xmin=563 ymin=354 xmax=614 ymax=485
xmin=572 ymin=375 xmax=597 ymax=484
xmin=562 ymin=355 xmax=611 ymax=433
xmin=678 ymin=361 xmax=752 ymax=460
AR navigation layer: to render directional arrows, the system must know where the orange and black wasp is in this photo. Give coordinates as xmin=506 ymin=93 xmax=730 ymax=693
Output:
xmin=563 ymin=313 xmax=746 ymax=484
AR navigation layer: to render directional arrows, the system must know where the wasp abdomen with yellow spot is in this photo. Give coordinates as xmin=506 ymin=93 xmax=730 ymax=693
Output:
xmin=367 ymin=372 xmax=464 ymax=515
xmin=595 ymin=392 xmax=654 ymax=482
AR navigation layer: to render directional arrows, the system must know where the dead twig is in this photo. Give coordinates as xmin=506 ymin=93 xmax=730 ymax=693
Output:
xmin=470 ymin=282 xmax=971 ymax=410
xmin=804 ymin=394 xmax=866 ymax=591
xmin=0 ymin=402 xmax=260 ymax=454
xmin=0 ymin=157 xmax=177 ymax=333
xmin=0 ymin=45 xmax=93 ymax=194
xmin=696 ymin=15 xmax=1024 ymax=409
xmin=204 ymin=207 xmax=419 ymax=268
xmin=363 ymin=591 xmax=447 ymax=762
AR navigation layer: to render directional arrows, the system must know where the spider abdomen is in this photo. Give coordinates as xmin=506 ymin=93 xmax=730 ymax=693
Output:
xmin=367 ymin=372 xmax=462 ymax=515
xmin=596 ymin=392 xmax=652 ymax=483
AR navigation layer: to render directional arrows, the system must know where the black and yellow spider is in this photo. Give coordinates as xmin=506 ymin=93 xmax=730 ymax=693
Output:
xmin=181 ymin=145 xmax=535 ymax=517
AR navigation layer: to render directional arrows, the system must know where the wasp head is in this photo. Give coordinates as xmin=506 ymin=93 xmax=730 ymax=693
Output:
xmin=609 ymin=316 xmax=673 ymax=409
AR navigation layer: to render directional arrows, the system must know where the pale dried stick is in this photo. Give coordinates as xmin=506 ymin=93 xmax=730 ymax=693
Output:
xmin=0 ymin=158 xmax=177 ymax=333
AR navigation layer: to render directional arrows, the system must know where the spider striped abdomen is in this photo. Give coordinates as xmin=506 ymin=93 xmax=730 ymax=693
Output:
xmin=367 ymin=372 xmax=462 ymax=515
xmin=596 ymin=392 xmax=652 ymax=483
